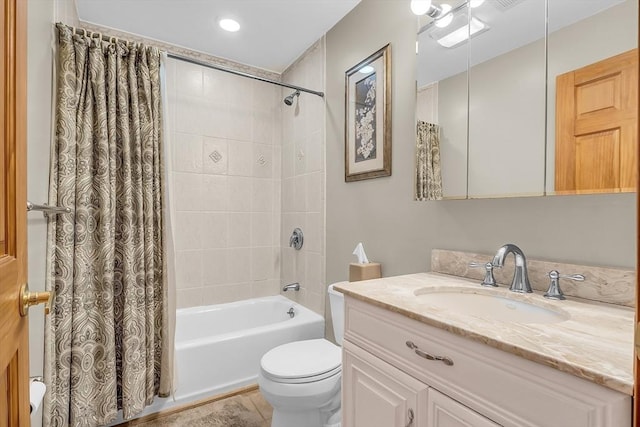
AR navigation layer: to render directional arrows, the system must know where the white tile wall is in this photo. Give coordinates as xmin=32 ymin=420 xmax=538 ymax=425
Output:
xmin=168 ymin=38 xmax=326 ymax=313
xmin=280 ymin=38 xmax=327 ymax=315
xmin=167 ymin=57 xmax=283 ymax=309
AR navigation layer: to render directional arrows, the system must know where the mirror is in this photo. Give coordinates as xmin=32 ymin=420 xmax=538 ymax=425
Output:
xmin=546 ymin=0 xmax=637 ymax=195
xmin=467 ymin=0 xmax=546 ymax=198
xmin=417 ymin=4 xmax=469 ymax=199
xmin=416 ymin=0 xmax=638 ymax=199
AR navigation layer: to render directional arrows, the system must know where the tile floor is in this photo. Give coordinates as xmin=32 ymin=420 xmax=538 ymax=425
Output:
xmin=132 ymin=389 xmax=272 ymax=427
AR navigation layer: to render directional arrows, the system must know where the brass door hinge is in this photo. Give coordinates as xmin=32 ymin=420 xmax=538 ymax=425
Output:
xmin=635 ymin=322 xmax=640 ymax=360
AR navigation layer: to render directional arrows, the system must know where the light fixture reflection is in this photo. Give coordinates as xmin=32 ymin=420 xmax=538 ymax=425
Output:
xmin=411 ymin=0 xmax=433 ymax=15
xmin=434 ymin=4 xmax=453 ymax=28
xmin=470 ymin=0 xmax=485 ymax=7
xmin=436 ymin=17 xmax=488 ymax=48
xmin=359 ymin=65 xmax=375 ymax=74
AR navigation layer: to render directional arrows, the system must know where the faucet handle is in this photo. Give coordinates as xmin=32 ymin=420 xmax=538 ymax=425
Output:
xmin=544 ymin=270 xmax=585 ymax=300
xmin=469 ymin=262 xmax=498 ymax=287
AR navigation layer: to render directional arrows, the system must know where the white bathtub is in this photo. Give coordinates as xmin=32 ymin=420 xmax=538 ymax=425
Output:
xmin=109 ymin=295 xmax=324 ymax=424
xmin=174 ymin=295 xmax=324 ymax=401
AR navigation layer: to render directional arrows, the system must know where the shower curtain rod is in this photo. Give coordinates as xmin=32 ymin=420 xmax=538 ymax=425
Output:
xmin=167 ymin=54 xmax=325 ymax=98
xmin=68 ymin=25 xmax=325 ymax=98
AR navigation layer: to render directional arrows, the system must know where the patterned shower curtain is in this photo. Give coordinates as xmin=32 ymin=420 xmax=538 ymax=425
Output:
xmin=43 ymin=23 xmax=171 ymax=426
xmin=415 ymin=120 xmax=443 ymax=201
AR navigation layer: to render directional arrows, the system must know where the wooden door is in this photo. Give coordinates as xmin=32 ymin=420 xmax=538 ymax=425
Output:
xmin=426 ymin=389 xmax=499 ymax=427
xmin=555 ymin=49 xmax=638 ymax=194
xmin=0 ymin=0 xmax=29 ymax=425
xmin=343 ymin=341 xmax=428 ymax=427
xmin=635 ymin=6 xmax=640 ymax=425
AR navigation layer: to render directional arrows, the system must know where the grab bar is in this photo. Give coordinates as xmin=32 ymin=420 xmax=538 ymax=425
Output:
xmin=27 ymin=201 xmax=72 ymax=215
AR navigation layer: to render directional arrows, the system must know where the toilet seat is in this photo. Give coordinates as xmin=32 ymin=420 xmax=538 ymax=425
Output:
xmin=261 ymin=339 xmax=341 ymax=384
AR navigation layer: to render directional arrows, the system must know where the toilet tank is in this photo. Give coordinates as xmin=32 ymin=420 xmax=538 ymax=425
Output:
xmin=328 ymin=284 xmax=344 ymax=345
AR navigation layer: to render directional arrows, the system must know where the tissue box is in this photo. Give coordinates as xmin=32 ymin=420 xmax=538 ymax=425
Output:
xmin=349 ymin=262 xmax=381 ymax=282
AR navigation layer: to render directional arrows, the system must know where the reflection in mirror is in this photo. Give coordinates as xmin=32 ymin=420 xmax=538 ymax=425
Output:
xmin=467 ymin=0 xmax=546 ymax=198
xmin=416 ymin=0 xmax=638 ymax=199
xmin=546 ymin=0 xmax=637 ymax=195
xmin=416 ymin=3 xmax=469 ymax=199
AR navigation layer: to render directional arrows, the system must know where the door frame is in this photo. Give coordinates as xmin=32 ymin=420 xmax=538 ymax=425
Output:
xmin=634 ymin=3 xmax=640 ymax=423
xmin=0 ymin=0 xmax=29 ymax=424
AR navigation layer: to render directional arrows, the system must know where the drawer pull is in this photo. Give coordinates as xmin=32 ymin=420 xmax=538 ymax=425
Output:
xmin=406 ymin=408 xmax=414 ymax=427
xmin=406 ymin=341 xmax=454 ymax=366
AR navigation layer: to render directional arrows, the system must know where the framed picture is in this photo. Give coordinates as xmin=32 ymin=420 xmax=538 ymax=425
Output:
xmin=345 ymin=44 xmax=392 ymax=182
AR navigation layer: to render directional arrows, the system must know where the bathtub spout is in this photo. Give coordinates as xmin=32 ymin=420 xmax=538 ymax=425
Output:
xmin=282 ymin=283 xmax=300 ymax=292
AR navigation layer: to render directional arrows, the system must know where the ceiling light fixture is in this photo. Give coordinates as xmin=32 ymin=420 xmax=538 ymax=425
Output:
xmin=410 ymin=0 xmax=445 ymax=18
xmin=436 ymin=17 xmax=489 ymax=48
xmin=411 ymin=0 xmax=431 ymax=15
xmin=359 ymin=65 xmax=375 ymax=74
xmin=470 ymin=0 xmax=485 ymax=8
xmin=219 ymin=18 xmax=240 ymax=32
xmin=434 ymin=4 xmax=453 ymax=28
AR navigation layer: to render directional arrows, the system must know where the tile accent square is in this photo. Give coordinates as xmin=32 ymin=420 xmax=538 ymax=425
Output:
xmin=203 ymin=137 xmax=228 ymax=175
xmin=210 ymin=150 xmax=222 ymax=163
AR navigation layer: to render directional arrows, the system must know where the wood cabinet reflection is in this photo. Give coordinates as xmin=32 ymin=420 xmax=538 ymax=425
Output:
xmin=555 ymin=49 xmax=638 ymax=194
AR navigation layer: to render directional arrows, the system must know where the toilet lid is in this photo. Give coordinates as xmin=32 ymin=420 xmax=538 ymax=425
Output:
xmin=261 ymin=339 xmax=341 ymax=384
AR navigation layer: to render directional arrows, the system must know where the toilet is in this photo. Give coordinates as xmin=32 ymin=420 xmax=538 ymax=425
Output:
xmin=258 ymin=284 xmax=344 ymax=427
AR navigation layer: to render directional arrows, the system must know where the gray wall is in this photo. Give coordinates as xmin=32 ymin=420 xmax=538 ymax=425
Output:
xmin=27 ymin=0 xmax=55 ymax=378
xmin=325 ymin=0 xmax=636 ymax=286
xmin=28 ymin=0 xmax=80 ymax=385
xmin=27 ymin=1 xmax=59 ymax=426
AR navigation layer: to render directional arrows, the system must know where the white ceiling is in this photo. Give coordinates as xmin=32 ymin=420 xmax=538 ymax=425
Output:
xmin=75 ymin=0 xmax=361 ymax=73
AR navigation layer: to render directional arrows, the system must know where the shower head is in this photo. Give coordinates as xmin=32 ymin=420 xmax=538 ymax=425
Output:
xmin=284 ymin=90 xmax=300 ymax=106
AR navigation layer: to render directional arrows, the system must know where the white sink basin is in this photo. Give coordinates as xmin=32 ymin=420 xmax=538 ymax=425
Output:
xmin=414 ymin=289 xmax=570 ymax=324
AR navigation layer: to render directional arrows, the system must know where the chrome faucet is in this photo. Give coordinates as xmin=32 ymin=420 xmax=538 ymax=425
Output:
xmin=492 ymin=244 xmax=533 ymax=293
xmin=282 ymin=282 xmax=300 ymax=292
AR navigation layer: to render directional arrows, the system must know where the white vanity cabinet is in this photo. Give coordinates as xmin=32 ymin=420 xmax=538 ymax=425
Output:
xmin=343 ymin=341 xmax=428 ymax=427
xmin=427 ymin=388 xmax=500 ymax=427
xmin=343 ymin=341 xmax=499 ymax=427
xmin=342 ymin=296 xmax=631 ymax=427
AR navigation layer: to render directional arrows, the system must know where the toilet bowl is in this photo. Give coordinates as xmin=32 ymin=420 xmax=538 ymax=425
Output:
xmin=258 ymin=284 xmax=344 ymax=427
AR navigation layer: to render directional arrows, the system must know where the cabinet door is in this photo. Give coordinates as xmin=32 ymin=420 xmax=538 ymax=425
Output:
xmin=343 ymin=341 xmax=428 ymax=427
xmin=427 ymin=388 xmax=499 ymax=427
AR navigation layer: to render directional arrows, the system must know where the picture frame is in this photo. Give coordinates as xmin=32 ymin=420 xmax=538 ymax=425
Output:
xmin=344 ymin=44 xmax=392 ymax=182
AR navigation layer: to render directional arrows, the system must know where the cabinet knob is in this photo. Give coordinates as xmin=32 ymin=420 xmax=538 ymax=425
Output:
xmin=405 ymin=408 xmax=414 ymax=427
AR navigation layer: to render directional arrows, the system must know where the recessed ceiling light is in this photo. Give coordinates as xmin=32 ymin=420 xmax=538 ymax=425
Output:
xmin=470 ymin=0 xmax=485 ymax=8
xmin=219 ymin=18 xmax=240 ymax=32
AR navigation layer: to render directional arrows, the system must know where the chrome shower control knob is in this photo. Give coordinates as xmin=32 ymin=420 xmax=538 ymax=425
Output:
xmin=289 ymin=228 xmax=304 ymax=250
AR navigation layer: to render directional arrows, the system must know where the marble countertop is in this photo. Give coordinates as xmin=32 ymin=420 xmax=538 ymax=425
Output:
xmin=334 ymin=272 xmax=634 ymax=395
